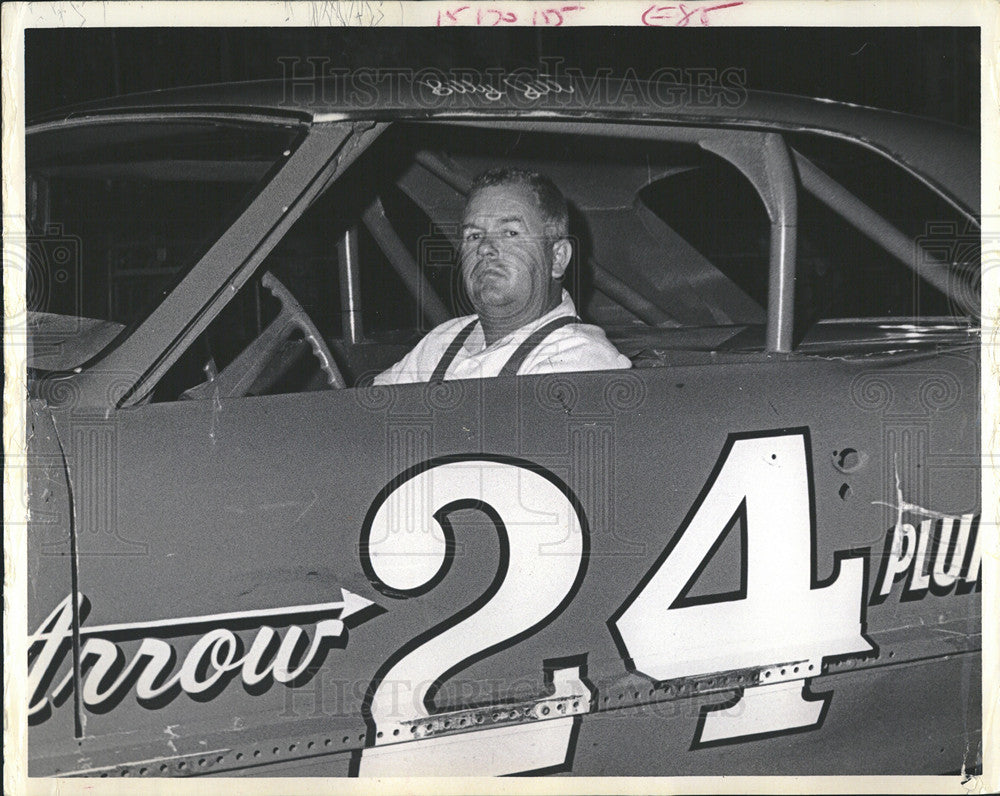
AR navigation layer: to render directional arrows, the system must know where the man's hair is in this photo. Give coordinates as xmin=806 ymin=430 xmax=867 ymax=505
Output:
xmin=468 ymin=167 xmax=569 ymax=238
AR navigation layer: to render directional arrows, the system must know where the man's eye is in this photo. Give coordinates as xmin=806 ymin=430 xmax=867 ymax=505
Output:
xmin=502 ymin=229 xmax=518 ymax=237
xmin=465 ymin=232 xmax=482 ymax=242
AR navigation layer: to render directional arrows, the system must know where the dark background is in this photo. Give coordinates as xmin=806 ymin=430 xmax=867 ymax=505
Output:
xmin=26 ymin=27 xmax=979 ymax=126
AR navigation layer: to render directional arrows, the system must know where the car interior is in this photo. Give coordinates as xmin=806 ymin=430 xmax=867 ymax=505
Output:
xmin=26 ymin=119 xmax=979 ymax=403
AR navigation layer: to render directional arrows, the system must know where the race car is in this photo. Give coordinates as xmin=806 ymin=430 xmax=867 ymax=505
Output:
xmin=23 ymin=71 xmax=981 ymax=777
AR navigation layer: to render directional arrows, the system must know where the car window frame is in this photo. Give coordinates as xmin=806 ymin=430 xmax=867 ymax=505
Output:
xmin=353 ymin=120 xmax=803 ymax=354
xmin=409 ymin=118 xmax=979 ymax=353
xmin=41 ymin=116 xmax=387 ymax=409
xmin=53 ymin=113 xmax=978 ymax=408
xmin=27 ymin=113 xmax=312 ymax=355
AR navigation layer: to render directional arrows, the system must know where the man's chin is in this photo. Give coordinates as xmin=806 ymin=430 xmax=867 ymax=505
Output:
xmin=472 ymin=292 xmax=525 ymax=319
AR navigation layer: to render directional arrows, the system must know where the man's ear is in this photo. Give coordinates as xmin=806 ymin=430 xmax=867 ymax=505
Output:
xmin=550 ymin=237 xmax=572 ymax=279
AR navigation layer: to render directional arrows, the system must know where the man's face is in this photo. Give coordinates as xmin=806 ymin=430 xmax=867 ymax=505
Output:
xmin=460 ymin=183 xmax=569 ymax=328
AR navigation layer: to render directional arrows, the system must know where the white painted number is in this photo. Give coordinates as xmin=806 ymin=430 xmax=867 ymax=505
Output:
xmin=358 ymin=458 xmax=589 ymax=776
xmin=613 ymin=431 xmax=873 ymax=743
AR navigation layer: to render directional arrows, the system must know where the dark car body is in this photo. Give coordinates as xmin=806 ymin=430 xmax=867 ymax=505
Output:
xmin=24 ymin=74 xmax=981 ymax=777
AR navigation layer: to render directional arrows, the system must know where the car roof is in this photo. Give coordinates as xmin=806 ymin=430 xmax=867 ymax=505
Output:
xmin=29 ymin=75 xmax=979 ymax=214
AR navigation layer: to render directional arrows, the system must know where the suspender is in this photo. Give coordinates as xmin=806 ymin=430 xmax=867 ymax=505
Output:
xmin=430 ymin=315 xmax=579 ymax=383
xmin=430 ymin=319 xmax=479 ymax=383
xmin=498 ymin=315 xmax=579 ymax=377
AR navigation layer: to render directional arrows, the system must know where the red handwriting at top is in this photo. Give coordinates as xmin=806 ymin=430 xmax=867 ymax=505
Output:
xmin=438 ymin=5 xmax=470 ymax=24
xmin=533 ymin=5 xmax=584 ymax=25
xmin=641 ymin=2 xmax=743 ymax=26
xmin=437 ymin=5 xmax=584 ymax=26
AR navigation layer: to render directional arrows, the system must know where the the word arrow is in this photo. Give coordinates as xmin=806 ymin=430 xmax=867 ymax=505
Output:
xmin=29 ymin=588 xmax=375 ymax=642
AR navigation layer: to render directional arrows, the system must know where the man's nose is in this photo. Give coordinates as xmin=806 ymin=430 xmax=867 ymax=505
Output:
xmin=477 ymin=233 xmax=498 ymax=257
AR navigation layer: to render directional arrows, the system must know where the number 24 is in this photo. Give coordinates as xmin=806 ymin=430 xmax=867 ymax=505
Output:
xmin=360 ymin=429 xmax=872 ymax=765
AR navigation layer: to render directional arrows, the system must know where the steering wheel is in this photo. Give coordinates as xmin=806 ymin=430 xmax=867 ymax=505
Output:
xmin=182 ymin=270 xmax=345 ymax=400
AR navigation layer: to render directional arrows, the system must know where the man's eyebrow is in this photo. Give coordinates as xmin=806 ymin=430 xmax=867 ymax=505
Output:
xmin=461 ymin=216 xmax=527 ymax=230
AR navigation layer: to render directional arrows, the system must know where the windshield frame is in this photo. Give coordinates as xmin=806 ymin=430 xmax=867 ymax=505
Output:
xmin=26 ymin=112 xmax=313 ymax=371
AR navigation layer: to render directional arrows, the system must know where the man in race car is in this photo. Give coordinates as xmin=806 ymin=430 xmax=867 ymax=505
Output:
xmin=374 ymin=168 xmax=630 ymax=385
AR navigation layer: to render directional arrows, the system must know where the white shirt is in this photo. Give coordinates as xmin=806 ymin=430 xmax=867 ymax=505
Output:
xmin=373 ymin=291 xmax=631 ymax=385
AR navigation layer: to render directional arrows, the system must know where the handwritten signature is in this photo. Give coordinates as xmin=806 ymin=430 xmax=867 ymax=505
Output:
xmin=419 ymin=74 xmax=573 ymax=102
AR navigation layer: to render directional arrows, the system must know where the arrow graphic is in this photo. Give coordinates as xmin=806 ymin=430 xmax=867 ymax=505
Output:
xmin=29 ymin=588 xmax=376 ymax=643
